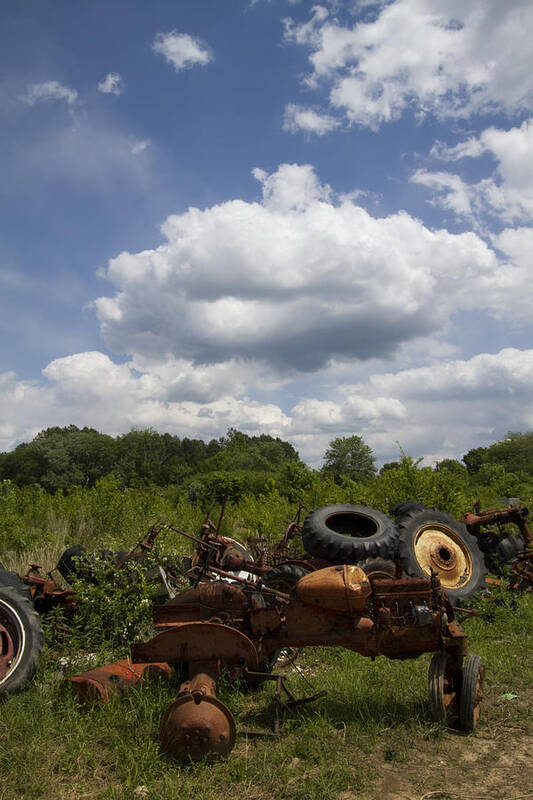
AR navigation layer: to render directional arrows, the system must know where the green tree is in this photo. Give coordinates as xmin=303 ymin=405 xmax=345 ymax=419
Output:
xmin=435 ymin=459 xmax=467 ymax=474
xmin=462 ymin=446 xmax=488 ymax=474
xmin=0 ymin=425 xmax=117 ymax=491
xmin=321 ymin=435 xmax=376 ymax=484
xmin=379 ymin=461 xmax=401 ymax=475
xmin=484 ymin=431 xmax=533 ymax=476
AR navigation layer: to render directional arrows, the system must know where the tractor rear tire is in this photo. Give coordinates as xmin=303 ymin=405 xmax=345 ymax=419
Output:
xmin=302 ymin=504 xmax=398 ymax=563
xmin=396 ymin=507 xmax=486 ymax=605
xmin=0 ymin=574 xmax=43 ymax=695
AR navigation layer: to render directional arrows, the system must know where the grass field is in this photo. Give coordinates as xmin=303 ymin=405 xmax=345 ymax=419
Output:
xmin=1 ymin=585 xmax=532 ymax=800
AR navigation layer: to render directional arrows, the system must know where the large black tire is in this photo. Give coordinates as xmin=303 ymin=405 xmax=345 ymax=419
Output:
xmin=56 ymin=544 xmax=88 ymax=583
xmin=302 ymin=504 xmax=398 ymax=563
xmin=0 ymin=573 xmax=43 ymax=695
xmin=396 ymin=507 xmax=486 ymax=605
xmin=389 ymin=502 xmax=428 ymax=518
xmin=56 ymin=546 xmax=130 ymax=584
xmin=428 ymin=652 xmax=459 ymax=723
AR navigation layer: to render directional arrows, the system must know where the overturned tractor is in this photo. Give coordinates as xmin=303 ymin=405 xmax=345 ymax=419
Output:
xmin=72 ymin=523 xmax=484 ymax=762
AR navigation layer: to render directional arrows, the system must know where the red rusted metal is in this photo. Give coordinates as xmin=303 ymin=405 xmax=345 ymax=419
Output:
xmin=0 ymin=621 xmax=15 ymax=682
xmin=296 ymin=565 xmax=372 ymax=612
xmin=23 ymin=566 xmax=76 ymax=611
xmin=159 ymin=661 xmax=236 ymax=761
xmin=71 ymin=658 xmax=171 ymax=705
xmin=132 ymin=621 xmax=259 ymax=669
xmin=462 ymin=504 xmax=532 ymax=546
xmin=461 ymin=504 xmax=532 ymax=591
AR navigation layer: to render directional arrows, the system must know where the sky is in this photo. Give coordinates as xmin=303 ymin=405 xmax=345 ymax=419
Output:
xmin=1 ymin=0 xmax=532 ymax=467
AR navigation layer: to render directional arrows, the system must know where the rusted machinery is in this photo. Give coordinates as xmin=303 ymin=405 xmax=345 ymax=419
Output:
xmin=461 ymin=504 xmax=533 ymax=591
xmin=70 ymin=560 xmax=485 ymax=762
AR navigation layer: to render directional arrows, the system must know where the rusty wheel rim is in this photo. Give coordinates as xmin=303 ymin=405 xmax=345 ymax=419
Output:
xmin=413 ymin=524 xmax=473 ymax=589
xmin=0 ymin=599 xmax=25 ymax=687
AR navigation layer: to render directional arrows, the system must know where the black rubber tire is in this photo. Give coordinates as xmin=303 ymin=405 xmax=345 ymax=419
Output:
xmin=428 ymin=652 xmax=459 ymax=723
xmin=459 ymin=654 xmax=485 ymax=732
xmin=0 ymin=565 xmax=30 ymax=592
xmin=389 ymin=502 xmax=428 ymax=518
xmin=396 ymin=507 xmax=486 ymax=605
xmin=359 ymin=557 xmax=396 ymax=581
xmin=497 ymin=535 xmax=526 ymax=565
xmin=302 ymin=504 xmax=398 ymax=562
xmin=263 ymin=563 xmax=311 ymax=593
xmin=56 ymin=544 xmax=88 ymax=583
xmin=56 ymin=546 xmax=130 ymax=585
xmin=0 ymin=577 xmax=44 ymax=695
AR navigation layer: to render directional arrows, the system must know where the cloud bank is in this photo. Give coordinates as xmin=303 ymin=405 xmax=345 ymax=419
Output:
xmin=94 ymin=164 xmax=528 ymax=372
xmin=1 ymin=162 xmax=531 ymax=465
xmin=283 ymin=1 xmax=533 ymax=130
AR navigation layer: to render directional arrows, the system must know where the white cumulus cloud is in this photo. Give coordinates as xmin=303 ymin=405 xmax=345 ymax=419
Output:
xmin=283 ymin=1 xmax=533 ymax=129
xmin=97 ymin=72 xmax=125 ymax=95
xmin=2 ymin=347 xmax=533 ymax=466
xmin=413 ymin=119 xmax=533 ymax=224
xmin=152 ymin=31 xmax=212 ymax=72
xmin=19 ymin=80 xmax=78 ymax=106
xmin=283 ymin=103 xmax=340 ymax=136
xmin=93 ymin=163 xmax=530 ymax=373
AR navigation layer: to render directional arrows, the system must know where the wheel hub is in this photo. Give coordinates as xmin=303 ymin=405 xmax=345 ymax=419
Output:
xmin=414 ymin=525 xmax=473 ymax=588
xmin=0 ymin=622 xmax=16 ymax=681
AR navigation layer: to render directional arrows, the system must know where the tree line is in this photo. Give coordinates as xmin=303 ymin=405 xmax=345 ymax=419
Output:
xmin=1 ymin=425 xmax=532 ymax=499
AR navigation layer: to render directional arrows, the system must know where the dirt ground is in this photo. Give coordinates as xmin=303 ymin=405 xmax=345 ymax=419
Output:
xmin=372 ymin=724 xmax=533 ymax=800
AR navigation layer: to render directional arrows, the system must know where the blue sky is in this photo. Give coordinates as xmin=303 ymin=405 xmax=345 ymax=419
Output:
xmin=1 ymin=0 xmax=532 ymax=466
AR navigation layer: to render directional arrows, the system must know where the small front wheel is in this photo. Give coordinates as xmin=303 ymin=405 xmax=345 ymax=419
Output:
xmin=428 ymin=651 xmax=460 ymax=723
xmin=459 ymin=654 xmax=485 ymax=732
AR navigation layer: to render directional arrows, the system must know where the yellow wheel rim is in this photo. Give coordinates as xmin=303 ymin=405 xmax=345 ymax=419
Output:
xmin=413 ymin=524 xmax=473 ymax=589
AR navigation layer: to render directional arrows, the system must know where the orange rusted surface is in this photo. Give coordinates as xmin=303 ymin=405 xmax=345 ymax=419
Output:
xmin=132 ymin=621 xmax=259 ymax=670
xmin=71 ymin=658 xmax=171 ymax=705
xmin=296 ymin=565 xmax=371 ymax=613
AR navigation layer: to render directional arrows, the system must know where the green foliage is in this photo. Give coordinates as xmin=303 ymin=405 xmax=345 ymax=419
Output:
xmin=44 ymin=555 xmax=165 ymax=653
xmin=196 ymin=470 xmax=247 ymax=507
xmin=435 ymin=458 xmax=467 ymax=474
xmin=321 ymin=435 xmax=377 ymax=484
xmin=463 ymin=431 xmax=533 ymax=477
xmin=0 ymin=425 xmax=118 ymax=491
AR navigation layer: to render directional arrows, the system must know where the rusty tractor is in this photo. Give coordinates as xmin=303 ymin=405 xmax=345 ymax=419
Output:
xmin=71 ymin=508 xmax=485 ymax=762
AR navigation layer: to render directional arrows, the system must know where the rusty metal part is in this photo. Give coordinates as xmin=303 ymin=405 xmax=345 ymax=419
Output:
xmin=123 ymin=550 xmax=476 ymax=761
xmin=462 ymin=505 xmax=532 ymax=546
xmin=0 ymin=619 xmax=15 ymax=683
xmin=23 ymin=566 xmax=76 ymax=610
xmin=509 ymin=550 xmax=533 ymax=592
xmin=160 ymin=663 xmax=236 ymax=761
xmin=71 ymin=658 xmax=171 ymax=705
xmin=461 ymin=505 xmax=532 ymax=591
xmin=132 ymin=621 xmax=259 ymax=670
xmin=296 ymin=565 xmax=371 ymax=613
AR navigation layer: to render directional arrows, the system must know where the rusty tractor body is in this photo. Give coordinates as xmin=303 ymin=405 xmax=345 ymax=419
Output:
xmin=71 ymin=561 xmax=479 ymax=762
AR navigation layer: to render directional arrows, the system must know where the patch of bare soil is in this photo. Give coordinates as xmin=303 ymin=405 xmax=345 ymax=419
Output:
xmin=373 ymin=724 xmax=533 ymax=800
